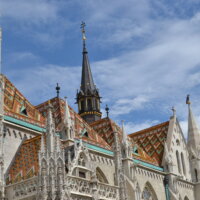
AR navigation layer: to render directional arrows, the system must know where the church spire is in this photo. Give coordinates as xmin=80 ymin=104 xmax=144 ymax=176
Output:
xmin=186 ymin=95 xmax=200 ymax=151
xmin=80 ymin=21 xmax=96 ymax=94
xmin=76 ymin=22 xmax=102 ymax=123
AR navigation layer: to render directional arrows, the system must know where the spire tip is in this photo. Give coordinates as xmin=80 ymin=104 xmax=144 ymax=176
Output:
xmin=171 ymin=106 xmax=176 ymax=117
xmin=186 ymin=94 xmax=191 ymax=105
xmin=105 ymin=105 xmax=109 ymax=118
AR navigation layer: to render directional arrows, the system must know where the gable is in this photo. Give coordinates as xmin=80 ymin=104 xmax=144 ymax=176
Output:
xmin=129 ymin=121 xmax=169 ymax=166
xmin=164 ymin=115 xmax=191 ymax=179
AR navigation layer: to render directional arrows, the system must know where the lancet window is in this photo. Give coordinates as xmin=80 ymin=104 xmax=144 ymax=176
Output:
xmin=176 ymin=151 xmax=182 ymax=174
xmin=142 ymin=183 xmax=157 ymax=200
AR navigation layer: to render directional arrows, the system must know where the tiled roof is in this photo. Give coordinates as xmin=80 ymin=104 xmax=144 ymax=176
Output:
xmin=91 ymin=118 xmax=159 ymax=166
xmin=90 ymin=118 xmax=122 ymax=146
xmin=6 ymin=134 xmax=110 ymax=184
xmin=36 ymin=98 xmax=111 ymax=150
xmin=35 ymin=97 xmax=64 ymax=130
xmin=132 ymin=144 xmax=159 ymax=166
xmin=129 ymin=121 xmax=169 ymax=166
xmin=3 ymin=75 xmax=45 ymax=128
xmin=6 ymin=136 xmax=41 ymax=185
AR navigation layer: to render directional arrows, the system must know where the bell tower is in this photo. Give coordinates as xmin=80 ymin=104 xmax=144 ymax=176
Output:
xmin=76 ymin=22 xmax=101 ymax=123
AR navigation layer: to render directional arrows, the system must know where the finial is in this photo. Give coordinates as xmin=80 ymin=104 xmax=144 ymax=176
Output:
xmin=186 ymin=94 xmax=191 ymax=105
xmin=122 ymin=120 xmax=125 ymax=128
xmin=105 ymin=105 xmax=109 ymax=118
xmin=81 ymin=21 xmax=87 ymax=49
xmin=171 ymin=106 xmax=176 ymax=117
xmin=56 ymin=83 xmax=60 ymax=98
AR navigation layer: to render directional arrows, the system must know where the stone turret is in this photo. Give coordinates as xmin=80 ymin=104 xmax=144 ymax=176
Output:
xmin=113 ymin=132 xmax=128 ymax=200
xmin=37 ymin=105 xmax=66 ymax=200
xmin=61 ymin=97 xmax=74 ymax=146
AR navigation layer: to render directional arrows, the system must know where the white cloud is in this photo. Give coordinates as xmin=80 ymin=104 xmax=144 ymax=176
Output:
xmin=0 ymin=0 xmax=59 ymax=23
xmin=111 ymin=96 xmax=150 ymax=116
xmin=124 ymin=120 xmax=159 ymax=134
xmin=7 ymin=64 xmax=81 ymax=108
xmin=8 ymin=52 xmax=38 ymax=63
xmin=7 ymin=12 xmax=200 ymax=121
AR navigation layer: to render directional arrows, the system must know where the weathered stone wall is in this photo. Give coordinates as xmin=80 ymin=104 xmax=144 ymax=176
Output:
xmin=135 ymin=166 xmax=166 ymax=200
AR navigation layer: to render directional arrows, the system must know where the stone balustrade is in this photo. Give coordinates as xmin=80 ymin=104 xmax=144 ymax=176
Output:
xmin=67 ymin=175 xmax=119 ymax=200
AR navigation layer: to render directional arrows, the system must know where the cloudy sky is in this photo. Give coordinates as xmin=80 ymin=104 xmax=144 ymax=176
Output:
xmin=1 ymin=0 xmax=200 ymax=135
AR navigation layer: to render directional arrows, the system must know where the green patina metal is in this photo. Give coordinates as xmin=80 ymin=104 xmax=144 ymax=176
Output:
xmin=84 ymin=143 xmax=114 ymax=156
xmin=74 ymin=139 xmax=114 ymax=156
xmin=133 ymin=159 xmax=164 ymax=172
xmin=75 ymin=139 xmax=163 ymax=171
xmin=4 ymin=115 xmax=45 ymax=132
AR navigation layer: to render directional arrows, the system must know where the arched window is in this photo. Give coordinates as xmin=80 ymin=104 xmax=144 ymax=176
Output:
xmin=181 ymin=152 xmax=186 ymax=175
xmin=195 ymin=169 xmax=198 ymax=182
xmin=184 ymin=196 xmax=189 ymax=200
xmin=96 ymin=167 xmax=108 ymax=183
xmin=80 ymin=100 xmax=84 ymax=111
xmin=142 ymin=182 xmax=158 ymax=200
xmin=87 ymin=99 xmax=92 ymax=110
xmin=176 ymin=151 xmax=182 ymax=174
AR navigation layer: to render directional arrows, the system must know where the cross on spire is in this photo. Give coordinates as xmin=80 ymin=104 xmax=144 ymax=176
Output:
xmin=81 ymin=21 xmax=86 ymax=48
xmin=186 ymin=94 xmax=191 ymax=105
xmin=171 ymin=106 xmax=176 ymax=117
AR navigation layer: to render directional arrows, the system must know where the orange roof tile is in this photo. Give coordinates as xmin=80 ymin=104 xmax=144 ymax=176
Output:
xmin=3 ymin=75 xmax=45 ymax=127
xmin=129 ymin=121 xmax=169 ymax=166
xmin=90 ymin=117 xmax=122 ymax=146
xmin=6 ymin=136 xmax=41 ymax=184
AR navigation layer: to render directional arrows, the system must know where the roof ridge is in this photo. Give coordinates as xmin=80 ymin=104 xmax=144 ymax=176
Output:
xmin=129 ymin=121 xmax=169 ymax=137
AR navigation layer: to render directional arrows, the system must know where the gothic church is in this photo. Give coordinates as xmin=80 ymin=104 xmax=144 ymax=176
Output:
xmin=0 ymin=25 xmax=199 ymax=200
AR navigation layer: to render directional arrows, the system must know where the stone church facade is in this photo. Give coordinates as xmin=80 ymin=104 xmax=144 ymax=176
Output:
xmin=0 ymin=25 xmax=200 ymax=200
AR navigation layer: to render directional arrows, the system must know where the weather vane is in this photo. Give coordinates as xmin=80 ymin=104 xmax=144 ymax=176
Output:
xmin=81 ymin=21 xmax=87 ymax=47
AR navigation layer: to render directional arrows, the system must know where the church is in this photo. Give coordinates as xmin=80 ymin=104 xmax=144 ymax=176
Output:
xmin=0 ymin=24 xmax=199 ymax=200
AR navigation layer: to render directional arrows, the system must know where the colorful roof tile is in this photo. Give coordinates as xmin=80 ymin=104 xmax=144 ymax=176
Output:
xmin=6 ymin=136 xmax=41 ymax=185
xmin=129 ymin=121 xmax=169 ymax=166
xmin=90 ymin=118 xmax=122 ymax=146
xmin=3 ymin=75 xmax=45 ymax=128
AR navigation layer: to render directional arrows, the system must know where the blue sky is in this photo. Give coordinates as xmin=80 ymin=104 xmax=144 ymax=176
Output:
xmin=1 ymin=0 xmax=200 ymax=135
